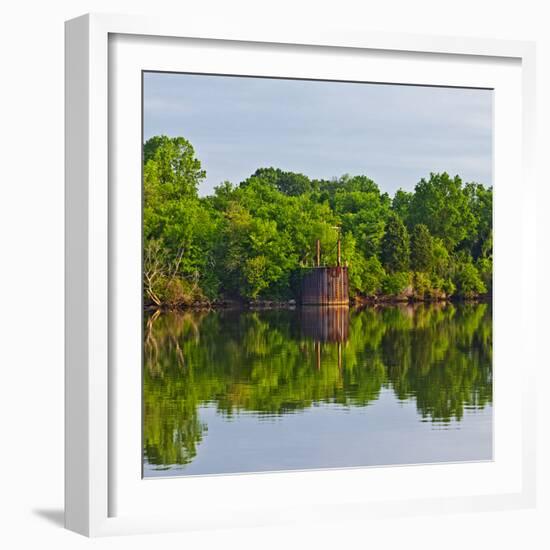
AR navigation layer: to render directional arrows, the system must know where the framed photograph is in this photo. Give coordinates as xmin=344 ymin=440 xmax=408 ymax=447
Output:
xmin=65 ymin=13 xmax=537 ymax=536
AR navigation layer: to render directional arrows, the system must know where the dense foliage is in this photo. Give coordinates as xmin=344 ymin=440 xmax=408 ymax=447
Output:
xmin=143 ymin=135 xmax=492 ymax=305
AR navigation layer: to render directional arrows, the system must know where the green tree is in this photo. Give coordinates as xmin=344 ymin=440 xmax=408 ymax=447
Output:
xmin=241 ymin=167 xmax=312 ymax=196
xmin=348 ymin=254 xmax=386 ymax=296
xmin=381 ymin=272 xmax=410 ymax=295
xmin=476 ymin=257 xmax=493 ymax=294
xmin=463 ymin=182 xmax=493 ymax=259
xmin=453 ymin=259 xmax=487 ymax=298
xmin=392 ymin=188 xmax=413 ymax=224
xmin=143 ymin=135 xmax=221 ymax=303
xmin=409 ymin=172 xmax=476 ymax=251
xmin=334 ymin=190 xmax=390 ymax=258
xmin=314 ymin=174 xmax=380 ymax=204
xmin=381 ymin=212 xmax=410 ymax=272
xmin=410 ymin=224 xmax=434 ymax=272
xmin=143 ymin=135 xmax=205 ymax=198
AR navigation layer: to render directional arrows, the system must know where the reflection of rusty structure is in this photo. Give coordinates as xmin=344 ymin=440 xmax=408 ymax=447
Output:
xmin=300 ymin=305 xmax=350 ymax=371
xmin=300 ymin=305 xmax=349 ymax=343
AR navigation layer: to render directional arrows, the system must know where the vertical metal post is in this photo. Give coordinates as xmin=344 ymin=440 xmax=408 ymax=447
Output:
xmin=316 ymin=239 xmax=320 ymax=267
xmin=315 ymin=341 xmax=321 ymax=370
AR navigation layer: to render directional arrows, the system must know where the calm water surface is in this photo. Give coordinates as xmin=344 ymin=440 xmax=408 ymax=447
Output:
xmin=143 ymin=302 xmax=492 ymax=477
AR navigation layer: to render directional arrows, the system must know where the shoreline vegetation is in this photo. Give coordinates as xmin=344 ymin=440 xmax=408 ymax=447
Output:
xmin=145 ymin=295 xmax=492 ymax=313
xmin=144 ymin=136 xmax=492 ymax=310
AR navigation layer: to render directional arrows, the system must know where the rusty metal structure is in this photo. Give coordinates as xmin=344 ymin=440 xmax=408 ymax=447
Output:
xmin=300 ymin=266 xmax=349 ymax=305
xmin=300 ymin=239 xmax=349 ymax=305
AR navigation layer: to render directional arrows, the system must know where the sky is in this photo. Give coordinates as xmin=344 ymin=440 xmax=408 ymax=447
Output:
xmin=143 ymin=72 xmax=493 ymax=197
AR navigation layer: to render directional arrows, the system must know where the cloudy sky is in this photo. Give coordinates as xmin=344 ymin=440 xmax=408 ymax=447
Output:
xmin=143 ymin=72 xmax=493 ymax=197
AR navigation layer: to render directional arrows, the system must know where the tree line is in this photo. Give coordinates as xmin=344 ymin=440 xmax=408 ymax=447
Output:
xmin=143 ymin=135 xmax=492 ymax=306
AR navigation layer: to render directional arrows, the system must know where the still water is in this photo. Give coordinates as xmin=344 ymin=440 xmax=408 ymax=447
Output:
xmin=143 ymin=302 xmax=492 ymax=477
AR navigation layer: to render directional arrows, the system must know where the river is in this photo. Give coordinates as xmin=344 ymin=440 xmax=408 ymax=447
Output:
xmin=143 ymin=302 xmax=492 ymax=477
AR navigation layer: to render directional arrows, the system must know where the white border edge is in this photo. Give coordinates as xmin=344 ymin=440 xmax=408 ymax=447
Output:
xmin=65 ymin=13 xmax=110 ymax=537
xmin=519 ymin=41 xmax=537 ymax=510
xmin=65 ymin=13 xmax=91 ymax=537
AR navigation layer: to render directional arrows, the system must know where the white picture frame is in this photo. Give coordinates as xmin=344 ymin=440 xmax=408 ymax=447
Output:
xmin=65 ymin=13 xmax=537 ymax=537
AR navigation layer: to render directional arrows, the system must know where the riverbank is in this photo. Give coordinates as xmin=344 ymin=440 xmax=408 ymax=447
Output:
xmin=145 ymin=293 xmax=491 ymax=312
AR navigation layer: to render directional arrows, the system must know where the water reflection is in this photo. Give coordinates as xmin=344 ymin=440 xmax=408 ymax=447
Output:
xmin=300 ymin=306 xmax=349 ymax=371
xmin=143 ymin=302 xmax=492 ymax=473
xmin=300 ymin=305 xmax=349 ymax=342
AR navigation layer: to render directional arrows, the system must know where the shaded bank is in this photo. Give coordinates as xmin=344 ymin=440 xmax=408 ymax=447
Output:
xmin=144 ymin=292 xmax=492 ymax=312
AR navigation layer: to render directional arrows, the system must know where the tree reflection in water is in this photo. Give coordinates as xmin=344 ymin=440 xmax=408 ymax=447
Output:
xmin=143 ymin=302 xmax=492 ymax=468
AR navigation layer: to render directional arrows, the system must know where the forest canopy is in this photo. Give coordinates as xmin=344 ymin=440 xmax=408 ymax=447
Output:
xmin=143 ymin=135 xmax=492 ymax=306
